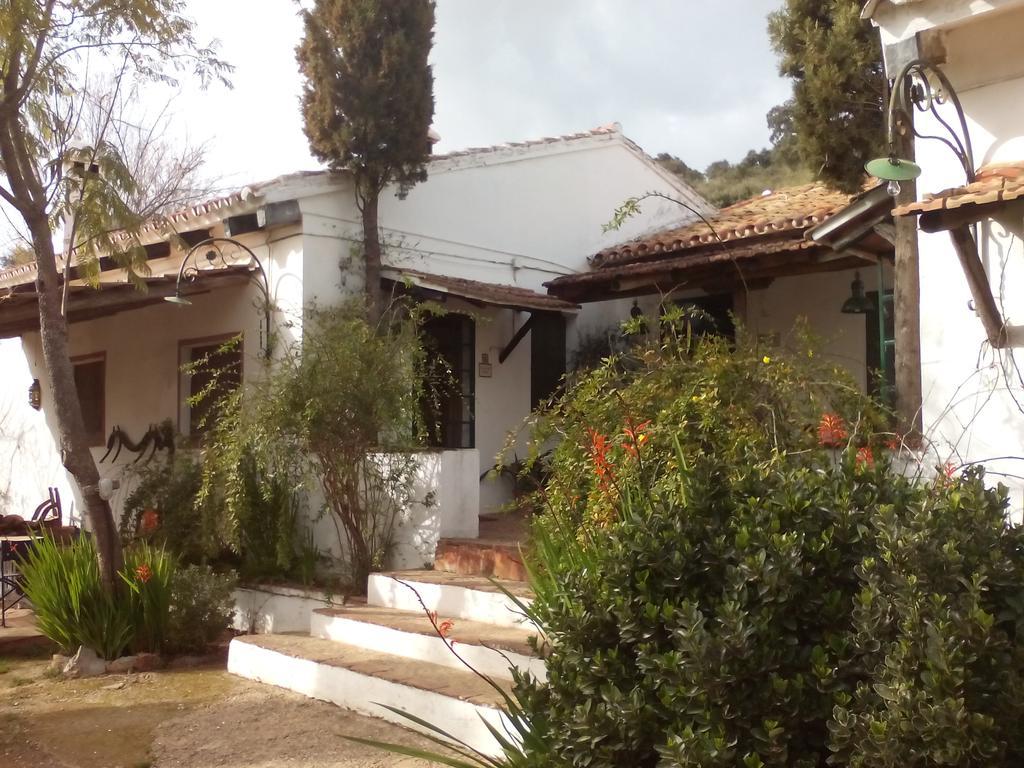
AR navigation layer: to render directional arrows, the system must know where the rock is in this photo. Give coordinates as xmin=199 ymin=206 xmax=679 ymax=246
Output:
xmin=132 ymin=652 xmax=164 ymax=672
xmin=62 ymin=646 xmax=106 ymax=679
xmin=49 ymin=653 xmax=71 ymax=673
xmin=105 ymin=655 xmax=136 ymax=674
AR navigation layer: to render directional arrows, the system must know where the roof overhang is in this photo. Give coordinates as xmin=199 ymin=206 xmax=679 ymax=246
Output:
xmin=382 ymin=268 xmax=579 ymax=314
xmin=546 ymin=237 xmax=883 ymax=304
xmin=805 ymin=184 xmax=896 ymax=255
xmin=893 ymin=164 xmax=1024 ymax=232
xmin=0 ymin=268 xmax=252 ymax=339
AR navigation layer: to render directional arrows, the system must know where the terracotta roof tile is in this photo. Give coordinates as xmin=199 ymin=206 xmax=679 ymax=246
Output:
xmin=593 ymin=182 xmax=854 ymax=268
xmin=385 ymin=269 xmax=579 ymax=313
xmin=893 ymin=162 xmax=1024 ymax=217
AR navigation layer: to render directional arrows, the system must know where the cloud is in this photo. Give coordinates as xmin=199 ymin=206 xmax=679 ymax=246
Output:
xmin=431 ymin=0 xmax=791 ymax=169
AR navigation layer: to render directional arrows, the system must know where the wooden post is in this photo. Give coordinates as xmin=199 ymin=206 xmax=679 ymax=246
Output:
xmin=893 ymin=133 xmax=924 ymax=438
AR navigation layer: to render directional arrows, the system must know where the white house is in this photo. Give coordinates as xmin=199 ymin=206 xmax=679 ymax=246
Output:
xmin=0 ymin=123 xmax=709 ymax=563
xmin=865 ymin=0 xmax=1024 ymax=516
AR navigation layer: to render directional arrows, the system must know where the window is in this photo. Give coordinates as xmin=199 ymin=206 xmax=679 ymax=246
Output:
xmin=866 ymin=290 xmax=896 ymax=404
xmin=72 ymin=354 xmax=105 ymax=446
xmin=179 ymin=336 xmax=243 ymax=436
xmin=421 ymin=314 xmax=475 ymax=450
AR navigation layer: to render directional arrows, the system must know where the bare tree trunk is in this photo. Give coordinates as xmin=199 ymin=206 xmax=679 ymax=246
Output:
xmin=361 ymin=191 xmax=383 ymax=324
xmin=29 ymin=216 xmax=123 ymax=588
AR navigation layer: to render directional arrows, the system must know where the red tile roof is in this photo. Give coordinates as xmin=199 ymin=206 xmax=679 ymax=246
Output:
xmin=893 ymin=161 xmax=1024 ymax=217
xmin=593 ymin=182 xmax=855 ymax=268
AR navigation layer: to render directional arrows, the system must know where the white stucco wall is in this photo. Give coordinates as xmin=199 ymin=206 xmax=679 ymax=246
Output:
xmin=873 ymin=2 xmax=1024 ymax=516
xmin=0 ymin=337 xmax=74 ymax=520
xmin=747 ymin=268 xmax=883 ymax=392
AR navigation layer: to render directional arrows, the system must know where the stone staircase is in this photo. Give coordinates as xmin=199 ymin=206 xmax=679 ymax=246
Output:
xmin=433 ymin=512 xmax=530 ymax=582
xmin=227 ymin=567 xmax=540 ymax=757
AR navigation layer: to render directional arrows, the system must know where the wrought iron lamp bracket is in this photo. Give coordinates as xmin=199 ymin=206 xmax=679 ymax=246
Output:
xmin=166 ymin=236 xmax=273 ymax=358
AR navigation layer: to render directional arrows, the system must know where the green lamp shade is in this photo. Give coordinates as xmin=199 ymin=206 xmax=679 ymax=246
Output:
xmin=865 ymin=156 xmax=922 ymax=182
xmin=164 ymin=294 xmax=193 ymax=306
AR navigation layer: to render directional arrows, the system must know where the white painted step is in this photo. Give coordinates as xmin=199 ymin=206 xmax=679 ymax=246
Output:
xmin=228 ymin=633 xmax=515 ymax=758
xmin=368 ymin=570 xmax=535 ymax=630
xmin=311 ymin=604 xmax=547 ymax=682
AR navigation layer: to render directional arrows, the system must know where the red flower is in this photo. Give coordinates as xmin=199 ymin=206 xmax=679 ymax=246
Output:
xmin=438 ymin=619 xmax=455 ymax=638
xmin=818 ymin=413 xmax=849 ymax=448
xmin=139 ymin=509 xmax=160 ymax=534
xmin=855 ymin=446 xmax=875 ymax=469
xmin=623 ymin=420 xmax=651 ymax=457
xmin=587 ymin=428 xmax=614 ymax=488
xmin=884 ymin=436 xmax=900 ymax=452
xmin=135 ymin=564 xmax=153 ymax=583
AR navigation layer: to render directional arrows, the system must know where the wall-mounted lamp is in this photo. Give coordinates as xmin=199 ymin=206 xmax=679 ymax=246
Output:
xmin=478 ymin=353 xmax=493 ymax=378
xmin=865 ymin=59 xmax=975 ymax=194
xmin=164 ymin=236 xmax=272 ymax=358
xmin=28 ymin=379 xmax=41 ymax=410
xmin=630 ymin=299 xmax=644 ymax=319
xmin=840 ymin=271 xmax=875 ymax=315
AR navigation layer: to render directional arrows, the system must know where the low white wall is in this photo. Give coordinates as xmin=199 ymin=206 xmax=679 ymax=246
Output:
xmin=389 ymin=448 xmax=479 ymax=570
xmin=232 ymin=584 xmax=341 ymax=634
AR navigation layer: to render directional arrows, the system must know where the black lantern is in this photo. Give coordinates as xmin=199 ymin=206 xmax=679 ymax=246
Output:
xmin=841 ymin=271 xmax=875 ymax=315
xmin=28 ymin=378 xmax=41 ymax=410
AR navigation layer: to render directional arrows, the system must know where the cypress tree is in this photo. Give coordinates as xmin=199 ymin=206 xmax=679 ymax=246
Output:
xmin=297 ymin=0 xmax=436 ymax=322
xmin=768 ymin=0 xmax=885 ymax=192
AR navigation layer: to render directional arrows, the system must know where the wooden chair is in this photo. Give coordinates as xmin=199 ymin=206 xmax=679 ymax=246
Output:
xmin=30 ymin=487 xmax=62 ymax=529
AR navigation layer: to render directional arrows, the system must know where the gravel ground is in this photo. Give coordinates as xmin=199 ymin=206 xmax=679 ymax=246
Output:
xmin=152 ymin=684 xmax=442 ymax=768
xmin=0 ymin=651 xmax=448 ymax=768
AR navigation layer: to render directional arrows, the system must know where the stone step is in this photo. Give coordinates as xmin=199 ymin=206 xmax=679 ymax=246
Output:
xmin=368 ymin=569 xmax=535 ymax=630
xmin=310 ymin=604 xmax=547 ymax=682
xmin=228 ymin=633 xmax=515 ymax=758
xmin=434 ymin=538 xmax=528 ymax=581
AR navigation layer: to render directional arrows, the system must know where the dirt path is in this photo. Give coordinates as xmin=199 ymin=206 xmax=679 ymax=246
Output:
xmin=0 ymin=652 xmax=446 ymax=768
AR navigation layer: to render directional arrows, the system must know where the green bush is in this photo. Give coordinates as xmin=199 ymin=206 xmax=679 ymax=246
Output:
xmin=20 ymin=535 xmax=179 ymax=660
xmin=121 ymin=452 xmax=210 ymax=564
xmin=199 ymin=300 xmax=434 ymax=589
xmin=514 ymin=323 xmax=1024 ymax=767
xmin=20 ymin=534 xmax=135 ymax=660
xmin=166 ymin=564 xmax=237 ymax=654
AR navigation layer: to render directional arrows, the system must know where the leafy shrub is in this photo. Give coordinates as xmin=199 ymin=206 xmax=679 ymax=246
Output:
xmin=514 ymin=323 xmax=1024 ymax=767
xmin=20 ymin=534 xmax=135 ymax=660
xmin=121 ymin=452 xmax=210 ymax=564
xmin=122 ymin=542 xmax=176 ymax=654
xmin=165 ymin=564 xmax=237 ymax=654
xmin=199 ymin=300 xmax=433 ymax=589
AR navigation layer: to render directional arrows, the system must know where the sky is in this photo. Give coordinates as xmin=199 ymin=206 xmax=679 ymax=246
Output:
xmin=168 ymin=0 xmax=791 ymax=191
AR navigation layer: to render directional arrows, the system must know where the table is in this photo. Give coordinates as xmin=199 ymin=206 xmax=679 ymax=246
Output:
xmin=1 ymin=534 xmax=34 ymax=627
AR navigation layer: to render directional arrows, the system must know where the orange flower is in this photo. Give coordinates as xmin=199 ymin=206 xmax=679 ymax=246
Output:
xmin=884 ymin=436 xmax=900 ymax=451
xmin=818 ymin=413 xmax=849 ymax=448
xmin=587 ymin=428 xmax=614 ymax=488
xmin=438 ymin=619 xmax=455 ymax=638
xmin=139 ymin=509 xmax=160 ymax=534
xmin=135 ymin=564 xmax=153 ymax=583
xmin=855 ymin=446 xmax=875 ymax=469
xmin=623 ymin=420 xmax=651 ymax=457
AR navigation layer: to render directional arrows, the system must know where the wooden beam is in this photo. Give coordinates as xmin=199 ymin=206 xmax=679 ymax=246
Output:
xmin=892 ymin=103 xmax=924 ymax=438
xmin=948 ymin=225 xmax=1008 ymax=347
xmin=499 ymin=314 xmax=535 ymax=364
